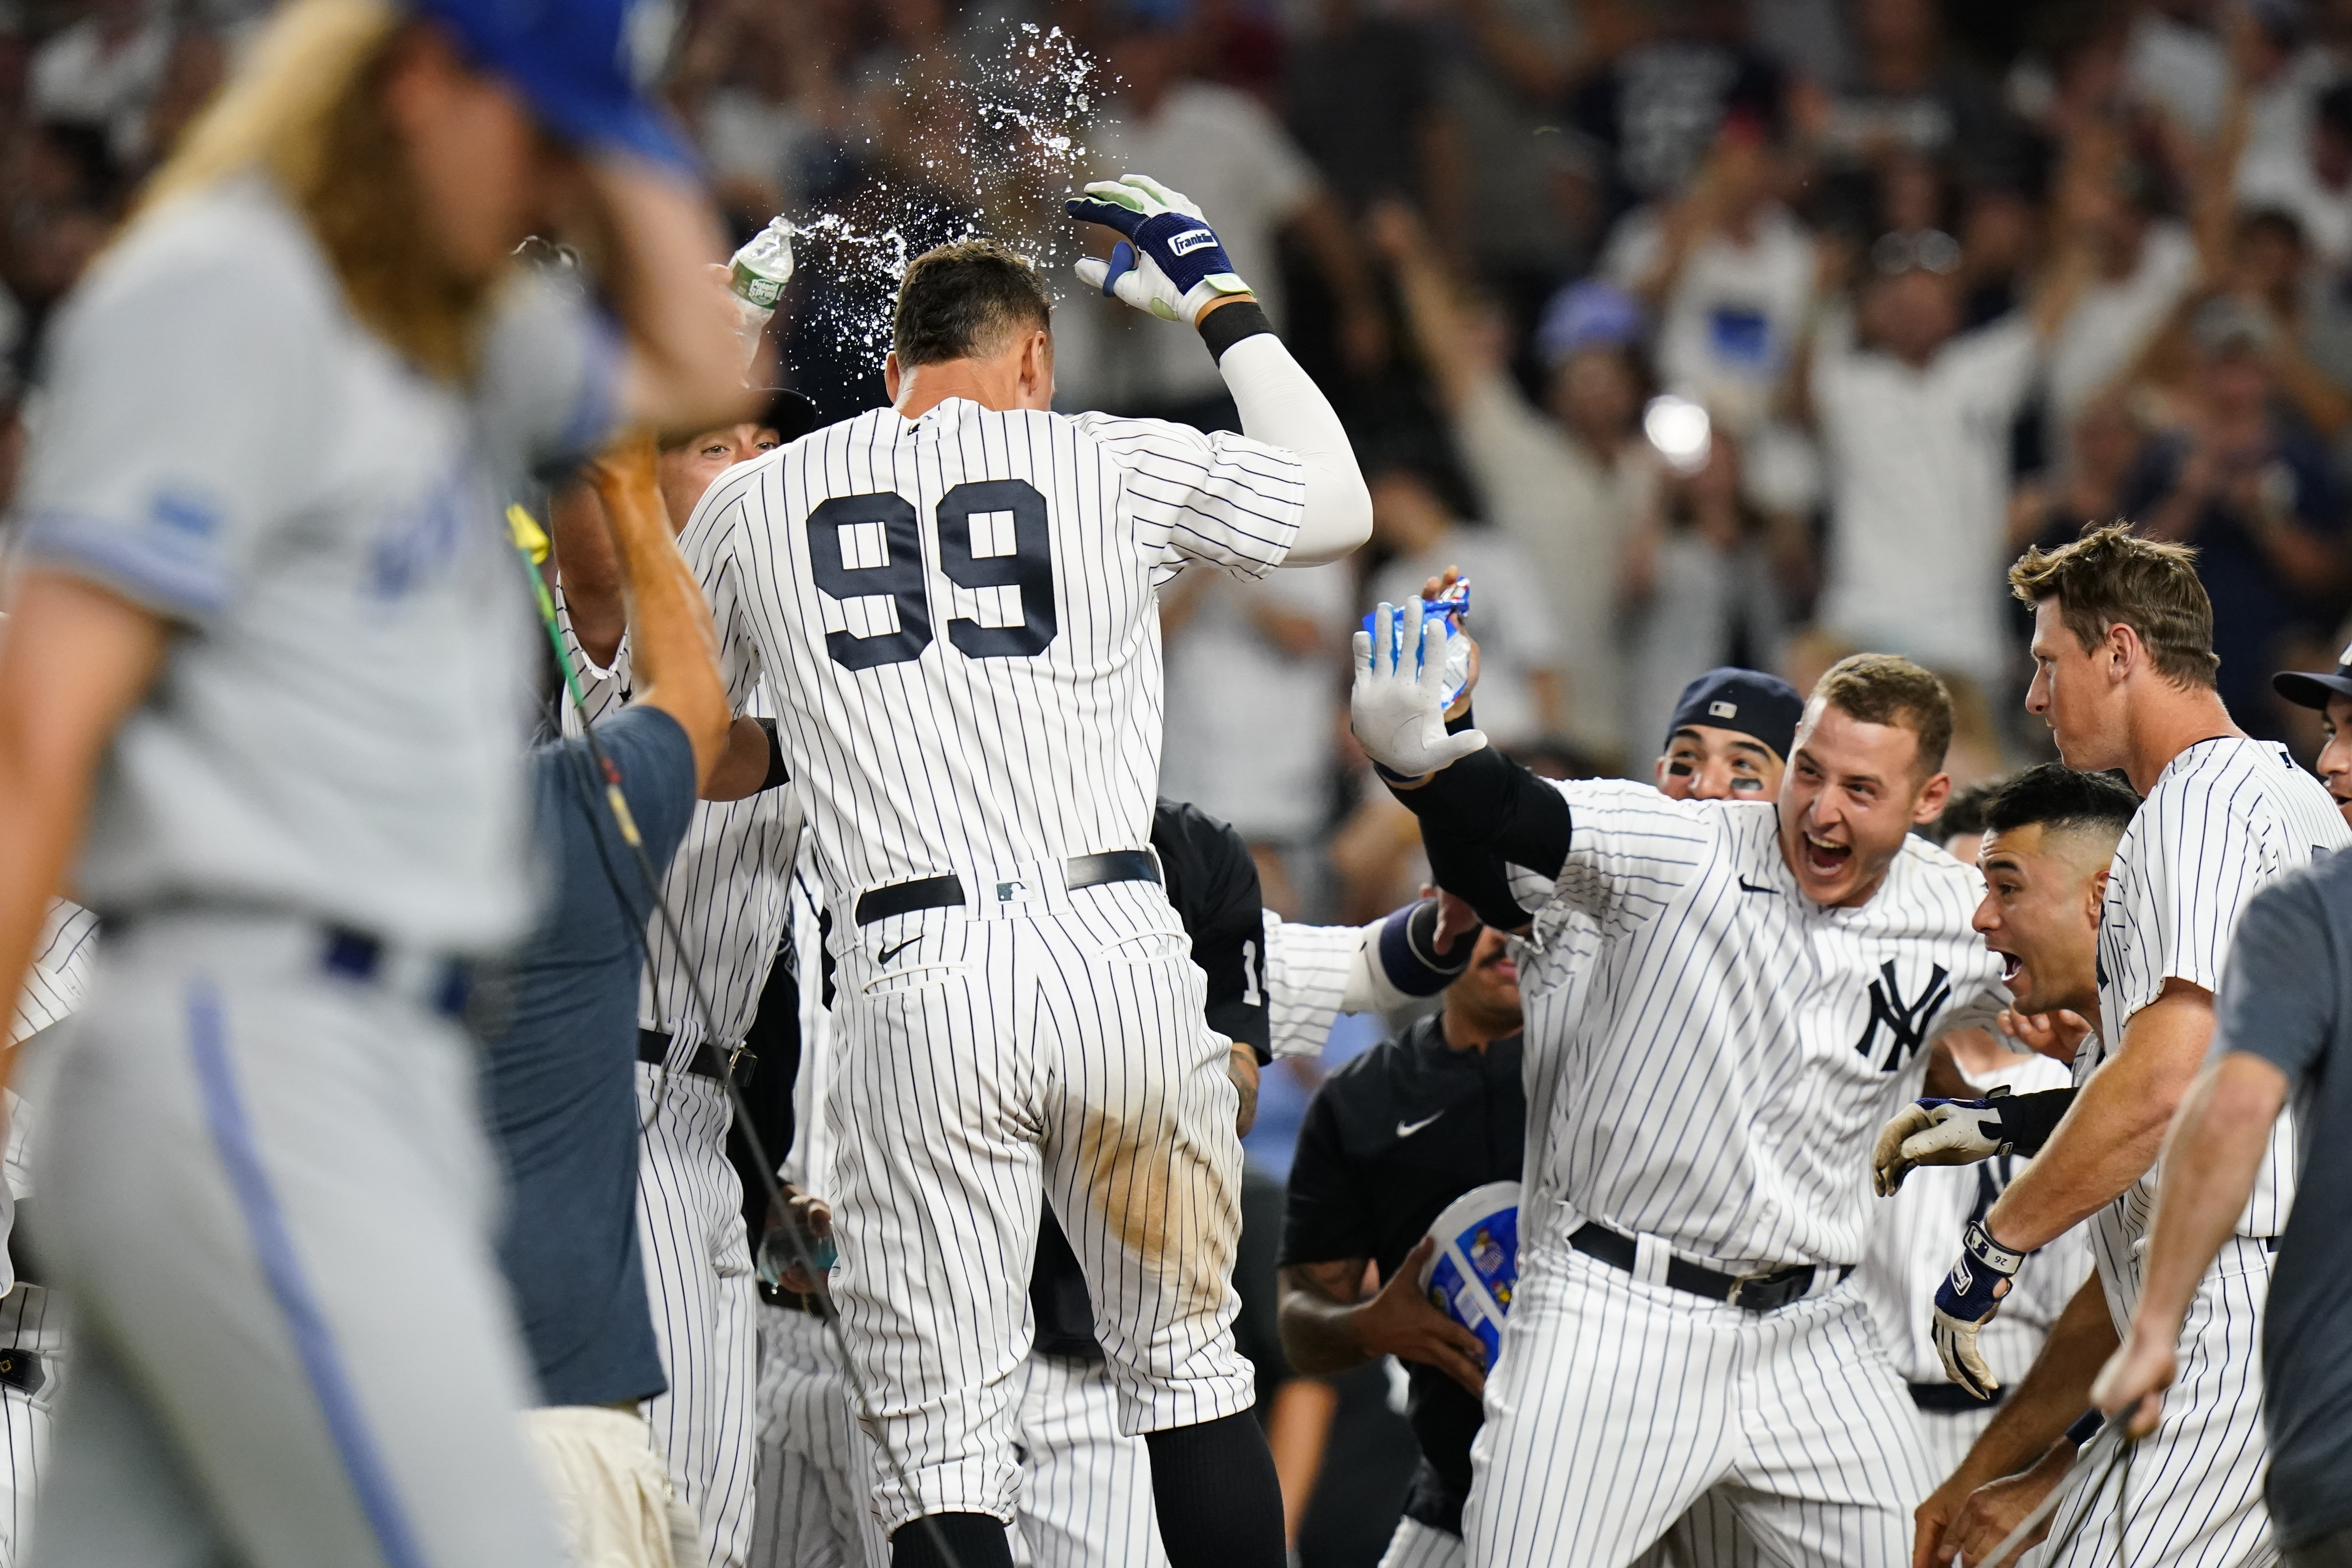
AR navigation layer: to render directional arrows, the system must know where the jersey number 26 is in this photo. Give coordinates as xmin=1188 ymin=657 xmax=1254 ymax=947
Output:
xmin=807 ymin=479 xmax=1057 ymax=671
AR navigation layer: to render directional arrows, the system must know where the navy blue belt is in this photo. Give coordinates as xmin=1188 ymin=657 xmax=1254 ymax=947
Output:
xmin=1911 ymin=1380 xmax=2004 ymax=1413
xmin=319 ymin=926 xmax=473 ymax=1021
xmin=1569 ymin=1222 xmax=1851 ymax=1314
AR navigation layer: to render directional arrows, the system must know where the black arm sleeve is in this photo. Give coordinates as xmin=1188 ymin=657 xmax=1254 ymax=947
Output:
xmin=1152 ymin=798 xmax=1274 ymax=1064
xmin=1389 ymin=746 xmax=1574 ymax=890
xmin=1998 ymin=1087 xmax=2078 ymax=1157
xmin=1422 ymin=820 xmax=1531 ymax=934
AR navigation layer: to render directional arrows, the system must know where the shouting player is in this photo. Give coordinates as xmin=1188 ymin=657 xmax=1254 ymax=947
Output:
xmin=681 ymin=177 xmax=1370 ymax=1568
xmin=1924 ymin=525 xmax=2349 ymax=1567
xmin=1355 ymin=621 xmax=2007 ymax=1568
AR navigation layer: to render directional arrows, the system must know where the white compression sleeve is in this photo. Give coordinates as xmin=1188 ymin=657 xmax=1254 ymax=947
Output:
xmin=1218 ymin=332 xmax=1372 ymax=566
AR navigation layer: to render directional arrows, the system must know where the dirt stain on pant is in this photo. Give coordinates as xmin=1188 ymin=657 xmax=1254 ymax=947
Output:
xmin=1071 ymin=1098 xmax=1238 ymax=1323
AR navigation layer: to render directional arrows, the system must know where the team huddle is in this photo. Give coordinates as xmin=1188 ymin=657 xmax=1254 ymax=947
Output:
xmin=0 ymin=5 xmax=2346 ymax=1568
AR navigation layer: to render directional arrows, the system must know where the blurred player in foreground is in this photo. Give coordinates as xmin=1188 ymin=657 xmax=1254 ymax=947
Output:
xmin=682 ymin=178 xmax=1370 ymax=1567
xmin=488 ymin=436 xmax=775 ymax=1568
xmin=0 ymin=0 xmax=749 ymax=1562
xmin=1924 ymin=527 xmax=2349 ymax=1568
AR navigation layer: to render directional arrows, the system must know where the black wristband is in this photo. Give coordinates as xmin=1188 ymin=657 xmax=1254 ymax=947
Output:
xmin=757 ymin=716 xmax=790 ymax=792
xmin=1445 ymin=703 xmax=1477 ymax=735
xmin=1198 ymin=299 xmax=1273 ymax=361
xmin=2064 ymin=1408 xmax=2105 ymax=1448
xmin=1999 ymin=1087 xmax=2078 ymax=1157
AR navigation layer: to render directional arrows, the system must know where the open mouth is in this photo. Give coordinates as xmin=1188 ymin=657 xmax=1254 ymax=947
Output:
xmin=1995 ymin=949 xmax=2024 ymax=987
xmin=1483 ymin=958 xmax=1518 ymax=983
xmin=1801 ymin=832 xmax=1852 ymax=877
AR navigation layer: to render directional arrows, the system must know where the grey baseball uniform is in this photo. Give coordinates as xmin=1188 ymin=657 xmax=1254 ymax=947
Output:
xmin=14 ymin=175 xmax=615 ymax=1568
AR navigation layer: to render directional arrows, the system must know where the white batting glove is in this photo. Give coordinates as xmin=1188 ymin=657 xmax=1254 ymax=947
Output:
xmin=1068 ymin=174 xmax=1253 ymax=324
xmin=1351 ymin=598 xmax=1487 ymax=779
xmin=1871 ymin=1095 xmax=2011 ymax=1196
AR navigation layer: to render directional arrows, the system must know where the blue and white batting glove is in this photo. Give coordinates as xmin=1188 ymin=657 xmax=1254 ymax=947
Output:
xmin=1351 ymin=598 xmax=1487 ymax=780
xmin=1067 ymin=174 xmax=1253 ymax=325
xmin=1872 ymin=1088 xmax=2017 ymax=1197
xmin=1931 ymin=1218 xmax=2025 ymax=1400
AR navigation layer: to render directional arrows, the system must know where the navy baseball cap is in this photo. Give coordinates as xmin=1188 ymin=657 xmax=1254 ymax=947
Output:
xmin=2274 ymin=641 xmax=2352 ymax=711
xmin=1665 ymin=668 xmax=1805 ymax=761
xmin=412 ymin=0 xmax=697 ymax=175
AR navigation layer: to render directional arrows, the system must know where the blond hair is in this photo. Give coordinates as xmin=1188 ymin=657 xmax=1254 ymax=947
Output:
xmin=1812 ymin=654 xmax=1955 ymax=776
xmin=135 ymin=0 xmax=496 ymax=383
xmin=2007 ymin=521 xmax=2219 ymax=689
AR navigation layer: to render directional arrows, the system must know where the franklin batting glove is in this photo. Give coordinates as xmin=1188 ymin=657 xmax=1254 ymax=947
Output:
xmin=1931 ymin=1218 xmax=2025 ymax=1400
xmin=1068 ymin=174 xmax=1252 ymax=325
xmin=1351 ymin=598 xmax=1487 ymax=779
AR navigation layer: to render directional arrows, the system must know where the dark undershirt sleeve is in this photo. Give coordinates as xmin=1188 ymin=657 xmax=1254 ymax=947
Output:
xmin=1279 ymin=1091 xmax=1373 ymax=1269
xmin=1999 ymin=1088 xmax=2078 ymax=1157
xmin=1387 ymin=746 xmax=1574 ymax=894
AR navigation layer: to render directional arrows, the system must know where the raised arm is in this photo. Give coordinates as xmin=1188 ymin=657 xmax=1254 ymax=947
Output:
xmin=1069 ymin=175 xmax=1371 ymax=565
xmin=583 ymin=434 xmax=733 ymax=790
xmin=579 ymin=158 xmax=760 ymax=437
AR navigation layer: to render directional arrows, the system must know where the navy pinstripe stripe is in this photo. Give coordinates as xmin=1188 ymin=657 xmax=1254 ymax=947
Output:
xmin=185 ymin=979 xmax=429 ymax=1568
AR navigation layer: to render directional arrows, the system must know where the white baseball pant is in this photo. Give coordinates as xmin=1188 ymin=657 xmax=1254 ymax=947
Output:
xmin=752 ymin=1303 xmax=867 ymax=1568
xmin=827 ymin=876 xmax=1255 ymax=1538
xmin=1465 ymin=1240 xmax=1932 ymax=1568
xmin=1383 ymin=1516 xmax=1468 ymax=1568
xmin=2035 ymin=1237 xmax=2277 ymax=1568
xmin=637 ymin=1066 xmax=759 ymax=1568
xmin=0 ymin=1284 xmax=61 ymax=1568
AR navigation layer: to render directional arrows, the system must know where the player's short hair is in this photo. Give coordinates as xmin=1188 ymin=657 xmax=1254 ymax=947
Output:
xmin=1979 ymin=763 xmax=2141 ymax=842
xmin=1930 ymin=776 xmax=2004 ymax=845
xmin=892 ymin=239 xmax=1053 ymax=367
xmin=1809 ymin=654 xmax=1954 ymax=778
xmin=2007 ymin=521 xmax=2219 ymax=689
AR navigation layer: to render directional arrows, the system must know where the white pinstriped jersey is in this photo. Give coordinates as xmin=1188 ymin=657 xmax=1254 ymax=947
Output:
xmin=2086 ymin=736 xmax=2348 ymax=1323
xmin=1510 ymin=782 xmax=2007 ymax=1269
xmin=1263 ymin=913 xmax=1366 ymax=1060
xmin=556 ymin=596 xmax=804 ymax=1051
xmin=1855 ymin=1050 xmax=2091 ymax=1386
xmin=11 ymin=901 xmax=97 ymax=1046
xmin=681 ymin=400 xmax=1303 ymax=916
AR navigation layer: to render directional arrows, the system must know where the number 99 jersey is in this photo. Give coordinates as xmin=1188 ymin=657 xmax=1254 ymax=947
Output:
xmin=680 ymin=398 xmax=1306 ymax=913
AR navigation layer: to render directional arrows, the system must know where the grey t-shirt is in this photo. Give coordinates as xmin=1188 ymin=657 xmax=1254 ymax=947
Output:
xmin=16 ymin=176 xmax=619 ymax=952
xmin=2210 ymin=847 xmax=2352 ymax=1549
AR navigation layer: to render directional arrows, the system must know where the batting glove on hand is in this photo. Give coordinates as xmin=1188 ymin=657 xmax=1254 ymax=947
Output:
xmin=1931 ymin=1218 xmax=2024 ymax=1401
xmin=1872 ymin=1087 xmax=2018 ymax=1196
xmin=1351 ymin=598 xmax=1488 ymax=779
xmin=1068 ymin=174 xmax=1253 ymax=325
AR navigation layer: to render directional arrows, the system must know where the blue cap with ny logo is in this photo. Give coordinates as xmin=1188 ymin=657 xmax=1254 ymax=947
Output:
xmin=412 ymin=0 xmax=698 ymax=175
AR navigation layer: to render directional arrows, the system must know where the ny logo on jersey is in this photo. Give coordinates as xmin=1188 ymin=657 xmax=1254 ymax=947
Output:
xmin=1852 ymin=960 xmax=1952 ymax=1071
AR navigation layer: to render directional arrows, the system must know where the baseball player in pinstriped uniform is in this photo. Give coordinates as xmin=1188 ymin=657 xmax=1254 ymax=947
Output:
xmin=550 ymin=392 xmax=814 ymax=1568
xmin=682 ymin=181 xmax=1371 ymax=1567
xmin=1915 ymin=526 xmax=2349 ymax=1568
xmin=1355 ymin=621 xmax=2008 ymax=1568
xmin=0 ymin=2 xmax=753 ymax=1562
xmin=0 ymin=903 xmax=98 ymax=1566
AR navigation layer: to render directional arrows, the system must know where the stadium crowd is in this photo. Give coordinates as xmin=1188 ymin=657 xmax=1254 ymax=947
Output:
xmin=6 ymin=0 xmax=2352 ymax=1561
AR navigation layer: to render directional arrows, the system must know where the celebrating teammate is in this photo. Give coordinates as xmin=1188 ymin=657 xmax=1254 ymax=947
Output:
xmin=680 ymin=177 xmax=1370 ymax=1568
xmin=2271 ymin=644 xmax=2352 ymax=829
xmin=1356 ymin=617 xmax=2007 ymax=1566
xmin=1923 ymin=525 xmax=2349 ymax=1566
xmin=0 ymin=0 xmax=750 ymax=1563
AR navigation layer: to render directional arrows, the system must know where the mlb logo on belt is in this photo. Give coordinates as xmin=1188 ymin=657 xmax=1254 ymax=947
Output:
xmin=996 ymin=880 xmax=1033 ymax=904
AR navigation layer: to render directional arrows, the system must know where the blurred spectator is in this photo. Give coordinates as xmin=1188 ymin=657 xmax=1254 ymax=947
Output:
xmin=2241 ymin=77 xmax=2352 ymax=269
xmin=29 ymin=0 xmax=172 ymax=167
xmin=1365 ymin=467 xmax=1562 ymax=750
xmin=1377 ymin=203 xmax=1652 ymax=762
xmin=1063 ymin=15 xmax=1384 ymax=425
xmin=672 ymin=0 xmax=838 ymax=232
xmin=1159 ymin=561 xmax=1353 ymax=904
xmin=1440 ymin=0 xmax=1594 ymax=316
xmin=2119 ymin=295 xmax=2350 ymax=739
xmin=2009 ymin=392 xmax=2150 ymax=550
xmin=1620 ymin=428 xmax=1791 ymax=760
xmin=1807 ymin=200 xmax=2093 ymax=691
xmin=1562 ymin=0 xmax=1790 ymax=225
xmin=2126 ymin=0 xmax=2232 ymax=140
xmin=1283 ymin=0 xmax=1460 ymax=230
xmin=2044 ymin=136 xmax=2201 ymax=475
xmin=1807 ymin=0 xmax=2025 ymax=192
xmin=1601 ymin=127 xmax=1815 ymax=437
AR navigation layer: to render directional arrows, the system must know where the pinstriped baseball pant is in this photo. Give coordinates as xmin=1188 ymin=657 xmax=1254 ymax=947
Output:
xmin=636 ymin=1066 xmax=759 ymax=1568
xmin=0 ymin=1285 xmax=60 ymax=1568
xmin=826 ymin=879 xmax=1256 ymax=1538
xmin=752 ymin=1304 xmax=865 ymax=1568
xmin=2036 ymin=1238 xmax=2278 ymax=1568
xmin=1464 ymin=1242 xmax=1931 ymax=1568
